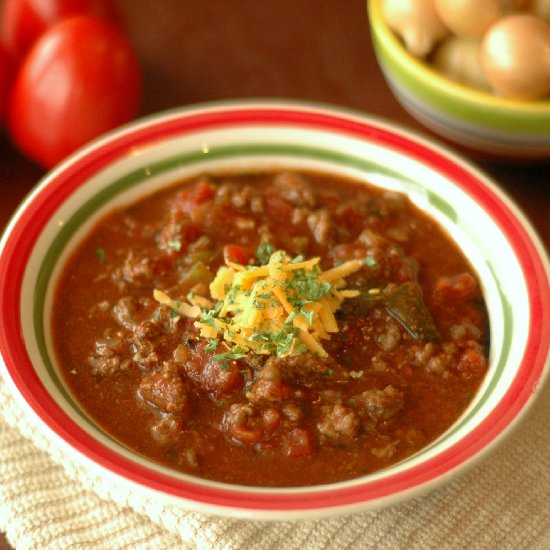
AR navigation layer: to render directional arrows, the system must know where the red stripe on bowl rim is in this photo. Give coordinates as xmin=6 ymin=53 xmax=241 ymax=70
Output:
xmin=1 ymin=102 xmax=549 ymax=516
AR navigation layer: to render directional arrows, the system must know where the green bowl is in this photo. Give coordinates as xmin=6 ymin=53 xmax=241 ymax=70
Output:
xmin=368 ymin=0 xmax=550 ymax=159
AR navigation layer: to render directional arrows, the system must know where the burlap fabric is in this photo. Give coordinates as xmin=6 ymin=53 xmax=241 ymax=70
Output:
xmin=1 ymin=373 xmax=549 ymax=550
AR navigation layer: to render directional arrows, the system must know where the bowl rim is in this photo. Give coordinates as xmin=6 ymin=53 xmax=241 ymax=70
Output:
xmin=367 ymin=0 xmax=550 ymax=114
xmin=1 ymin=99 xmax=549 ymax=519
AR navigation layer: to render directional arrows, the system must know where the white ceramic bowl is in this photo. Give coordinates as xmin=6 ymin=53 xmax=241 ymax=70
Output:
xmin=368 ymin=0 xmax=550 ymax=159
xmin=1 ymin=100 xmax=549 ymax=520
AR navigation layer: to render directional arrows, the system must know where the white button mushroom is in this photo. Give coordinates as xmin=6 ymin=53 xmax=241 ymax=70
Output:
xmin=434 ymin=0 xmax=527 ymax=38
xmin=382 ymin=0 xmax=448 ymax=57
xmin=480 ymin=14 xmax=550 ymax=100
xmin=432 ymin=36 xmax=492 ymax=91
xmin=530 ymin=0 xmax=550 ymax=21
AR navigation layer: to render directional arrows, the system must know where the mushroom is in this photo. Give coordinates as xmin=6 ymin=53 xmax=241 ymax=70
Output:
xmin=434 ymin=0 xmax=527 ymax=38
xmin=530 ymin=0 xmax=550 ymax=22
xmin=480 ymin=14 xmax=550 ymax=99
xmin=382 ymin=0 xmax=448 ymax=57
xmin=432 ymin=36 xmax=492 ymax=91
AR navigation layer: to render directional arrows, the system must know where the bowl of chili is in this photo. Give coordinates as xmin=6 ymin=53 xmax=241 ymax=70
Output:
xmin=0 ymin=100 xmax=549 ymax=519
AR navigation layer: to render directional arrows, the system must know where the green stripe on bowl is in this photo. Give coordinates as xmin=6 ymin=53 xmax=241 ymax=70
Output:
xmin=32 ymin=142 xmax=510 ymax=465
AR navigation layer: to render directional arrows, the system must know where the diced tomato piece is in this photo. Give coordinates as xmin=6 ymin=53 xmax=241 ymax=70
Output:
xmin=151 ymin=256 xmax=173 ymax=276
xmin=434 ymin=273 xmax=478 ymax=306
xmin=223 ymin=244 xmax=254 ymax=265
xmin=335 ymin=202 xmax=363 ymax=235
xmin=176 ymin=180 xmax=216 ymax=216
xmin=264 ymin=188 xmax=294 ymax=220
xmin=193 ymin=180 xmax=216 ymax=203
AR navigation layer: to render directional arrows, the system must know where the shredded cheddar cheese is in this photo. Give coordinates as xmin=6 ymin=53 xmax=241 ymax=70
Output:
xmin=154 ymin=249 xmax=362 ymax=359
xmin=152 ymin=289 xmax=201 ymax=319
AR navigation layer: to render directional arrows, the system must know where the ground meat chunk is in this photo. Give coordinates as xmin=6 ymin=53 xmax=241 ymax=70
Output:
xmin=131 ymin=320 xmax=163 ymax=368
xmin=121 ymin=251 xmax=154 ymax=286
xmin=150 ymin=415 xmax=184 ymax=444
xmin=421 ymin=343 xmax=458 ymax=375
xmin=357 ymin=385 xmax=404 ymax=421
xmin=307 ymin=209 xmax=332 ymax=246
xmin=412 ymin=342 xmax=437 ymax=367
xmin=433 ymin=272 xmax=478 ymax=305
xmin=456 ymin=341 xmax=487 ymax=379
xmin=138 ymin=362 xmax=191 ymax=416
xmin=112 ymin=296 xmax=137 ymax=329
xmin=375 ymin=320 xmax=402 ymax=352
xmin=317 ymin=404 xmax=360 ymax=440
xmin=112 ymin=295 xmax=155 ymax=331
xmin=182 ymin=341 xmax=245 ymax=398
xmin=273 ymin=172 xmax=316 ymax=207
xmin=449 ymin=321 xmax=482 ymax=342
xmin=246 ymin=361 xmax=293 ymax=403
xmin=87 ymin=355 xmax=122 ymax=377
xmin=87 ymin=334 xmax=127 ymax=377
xmin=281 ymin=427 xmax=315 ymax=457
xmin=358 ymin=227 xmax=388 ymax=252
xmin=371 ymin=440 xmax=399 ymax=460
xmin=222 ymin=403 xmax=263 ymax=444
xmin=282 ymin=403 xmax=303 ymax=422
xmin=426 ymin=352 xmax=454 ymax=374
xmin=264 ymin=353 xmax=337 ymax=385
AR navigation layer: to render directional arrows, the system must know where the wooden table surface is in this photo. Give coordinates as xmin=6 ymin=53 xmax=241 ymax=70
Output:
xmin=0 ymin=1 xmax=548 ymax=547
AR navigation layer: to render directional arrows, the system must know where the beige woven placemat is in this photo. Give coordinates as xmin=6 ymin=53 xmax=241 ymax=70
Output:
xmin=1 ymin=372 xmax=549 ymax=550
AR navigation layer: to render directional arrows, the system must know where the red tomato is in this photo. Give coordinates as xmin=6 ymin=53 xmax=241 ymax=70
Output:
xmin=1 ymin=0 xmax=120 ymax=59
xmin=223 ymin=245 xmax=254 ymax=266
xmin=0 ymin=43 xmax=15 ymax=123
xmin=176 ymin=180 xmax=217 ymax=214
xmin=8 ymin=15 xmax=141 ymax=168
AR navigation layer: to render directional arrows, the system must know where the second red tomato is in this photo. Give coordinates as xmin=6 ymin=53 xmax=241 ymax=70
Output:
xmin=1 ymin=0 xmax=121 ymax=59
xmin=8 ymin=15 xmax=142 ymax=169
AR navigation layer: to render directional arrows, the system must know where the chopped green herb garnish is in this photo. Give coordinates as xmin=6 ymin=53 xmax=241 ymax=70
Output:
xmin=167 ymin=239 xmax=182 ymax=251
xmin=284 ymin=270 xmax=333 ymax=303
xmin=213 ymin=345 xmax=248 ymax=365
xmin=200 ymin=310 xmax=218 ymax=327
xmin=299 ymin=309 xmax=315 ymax=326
xmin=253 ymin=299 xmax=267 ymax=310
xmin=205 ymin=338 xmax=219 ymax=352
xmin=95 ymin=247 xmax=106 ymax=263
xmin=255 ymin=242 xmax=276 ymax=265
